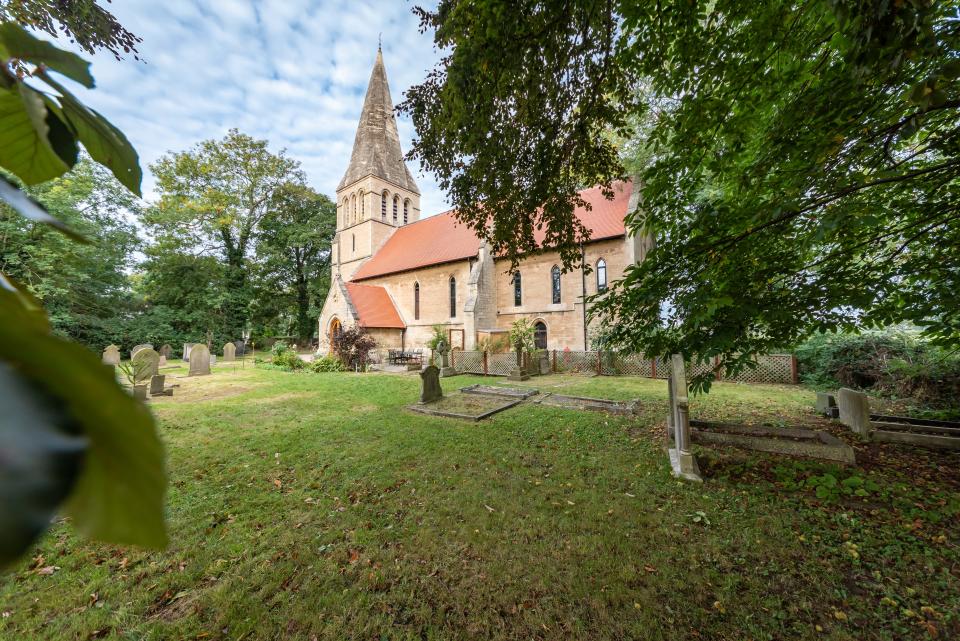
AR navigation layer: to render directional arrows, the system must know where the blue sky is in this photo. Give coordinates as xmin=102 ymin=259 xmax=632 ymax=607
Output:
xmin=59 ymin=0 xmax=449 ymax=214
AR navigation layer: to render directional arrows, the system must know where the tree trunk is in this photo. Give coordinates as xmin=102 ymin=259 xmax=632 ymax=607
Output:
xmin=295 ymin=270 xmax=311 ymax=345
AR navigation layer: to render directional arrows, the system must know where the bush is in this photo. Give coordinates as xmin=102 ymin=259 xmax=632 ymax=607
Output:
xmin=271 ymin=349 xmax=304 ymax=371
xmin=332 ymin=326 xmax=377 ymax=371
xmin=795 ymin=328 xmax=960 ymax=407
xmin=270 ymin=341 xmax=290 ymax=358
xmin=310 ymin=356 xmax=345 ymax=373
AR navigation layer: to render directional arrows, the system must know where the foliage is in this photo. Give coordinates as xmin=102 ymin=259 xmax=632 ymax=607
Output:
xmin=476 ymin=334 xmax=510 ymax=353
xmin=271 ymin=347 xmax=304 ymax=371
xmin=270 ymin=340 xmax=291 ymax=358
xmin=508 ymin=318 xmax=536 ymax=354
xmin=332 ymin=325 xmax=376 ymax=371
xmin=0 ymin=0 xmax=141 ymax=59
xmin=309 ymin=355 xmax=345 ymax=373
xmin=0 ymin=24 xmax=165 ymax=567
xmin=425 ymin=324 xmax=448 ymax=351
xmin=255 ymin=183 xmax=336 ymax=343
xmin=145 ymin=129 xmax=303 ymax=340
xmin=405 ymin=1 xmax=960 ymax=392
xmin=796 ymin=328 xmax=960 ymax=406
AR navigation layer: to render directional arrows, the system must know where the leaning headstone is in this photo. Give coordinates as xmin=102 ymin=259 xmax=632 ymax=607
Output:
xmin=419 ymin=365 xmax=442 ymax=403
xmin=667 ymin=354 xmax=702 ymax=482
xmin=159 ymin=344 xmax=172 ymax=358
xmin=102 ymin=344 xmax=120 ymax=366
xmin=816 ymin=392 xmax=837 ymax=417
xmin=182 ymin=343 xmax=194 ymax=361
xmin=223 ymin=342 xmax=236 ymax=361
xmin=189 ymin=344 xmax=211 ymax=376
xmin=837 ymin=388 xmax=872 ymax=440
xmin=131 ymin=343 xmax=153 ymax=360
xmin=131 ymin=348 xmax=160 ymax=383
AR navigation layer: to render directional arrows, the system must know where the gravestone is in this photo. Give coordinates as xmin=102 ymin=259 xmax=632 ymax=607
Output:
xmin=102 ymin=344 xmax=120 ymax=366
xmin=837 ymin=388 xmax=872 ymax=440
xmin=234 ymin=340 xmax=245 ymax=356
xmin=188 ymin=344 xmax=211 ymax=376
xmin=131 ymin=343 xmax=153 ymax=360
xmin=182 ymin=343 xmax=194 ymax=361
xmin=815 ymin=392 xmax=837 ymax=417
xmin=158 ymin=355 xmax=167 ymax=367
xmin=131 ymin=348 xmax=160 ymax=383
xmin=507 ymin=338 xmax=530 ymax=381
xmin=149 ymin=374 xmax=166 ymax=395
xmin=419 ymin=365 xmax=442 ymax=404
xmin=223 ymin=342 xmax=236 ymax=361
xmin=159 ymin=344 xmax=172 ymax=358
xmin=436 ymin=339 xmax=455 ymax=377
xmin=210 ymin=354 xmax=217 ymax=366
xmin=666 ymin=354 xmax=702 ymax=482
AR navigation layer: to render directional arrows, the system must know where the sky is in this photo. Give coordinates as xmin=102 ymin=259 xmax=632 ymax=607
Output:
xmin=57 ymin=0 xmax=449 ymax=215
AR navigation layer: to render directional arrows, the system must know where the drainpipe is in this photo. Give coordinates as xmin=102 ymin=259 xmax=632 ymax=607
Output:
xmin=581 ymin=244 xmax=588 ymax=350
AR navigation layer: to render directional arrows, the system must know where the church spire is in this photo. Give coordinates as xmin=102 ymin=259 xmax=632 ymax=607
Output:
xmin=337 ymin=49 xmax=419 ymax=194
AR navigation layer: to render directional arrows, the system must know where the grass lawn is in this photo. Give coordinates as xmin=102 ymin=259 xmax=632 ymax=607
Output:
xmin=2 ymin=364 xmax=958 ymax=640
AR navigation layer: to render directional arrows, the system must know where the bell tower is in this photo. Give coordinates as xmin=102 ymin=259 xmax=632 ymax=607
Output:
xmin=331 ymin=47 xmax=421 ymax=281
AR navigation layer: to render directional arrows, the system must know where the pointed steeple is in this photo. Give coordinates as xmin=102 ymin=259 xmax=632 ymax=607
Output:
xmin=338 ymin=49 xmax=419 ymax=194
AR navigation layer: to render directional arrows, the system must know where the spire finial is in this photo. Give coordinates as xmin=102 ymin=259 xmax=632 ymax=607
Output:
xmin=378 ymin=33 xmax=382 ymax=51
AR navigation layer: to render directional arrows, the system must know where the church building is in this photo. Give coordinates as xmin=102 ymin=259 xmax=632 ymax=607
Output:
xmin=317 ymin=49 xmax=650 ymax=353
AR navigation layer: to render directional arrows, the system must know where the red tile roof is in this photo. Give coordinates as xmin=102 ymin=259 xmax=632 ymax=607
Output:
xmin=351 ymin=180 xmax=632 ymax=281
xmin=344 ymin=282 xmax=405 ymax=328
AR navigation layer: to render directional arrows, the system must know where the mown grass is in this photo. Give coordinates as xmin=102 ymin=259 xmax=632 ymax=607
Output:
xmin=2 ymin=364 xmax=958 ymax=640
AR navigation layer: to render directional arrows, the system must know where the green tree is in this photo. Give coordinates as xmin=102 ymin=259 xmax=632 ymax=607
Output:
xmin=255 ymin=183 xmax=336 ymax=343
xmin=0 ymin=0 xmax=140 ymax=58
xmin=402 ymin=1 xmax=960 ymax=388
xmin=0 ymin=158 xmax=140 ymax=349
xmin=146 ymin=130 xmax=303 ymax=341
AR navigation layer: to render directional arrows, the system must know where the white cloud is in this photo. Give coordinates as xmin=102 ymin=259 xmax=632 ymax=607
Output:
xmin=52 ymin=0 xmax=448 ymax=213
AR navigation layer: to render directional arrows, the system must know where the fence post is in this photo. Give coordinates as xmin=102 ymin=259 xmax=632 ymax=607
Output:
xmin=552 ymin=349 xmax=557 ymax=373
xmin=596 ymin=351 xmax=602 ymax=375
xmin=790 ymin=355 xmax=798 ymax=384
xmin=483 ymin=350 xmax=488 ymax=376
xmin=714 ymin=355 xmax=722 ymax=381
xmin=451 ymin=350 xmax=456 ymax=369
xmin=651 ymin=358 xmax=657 ymax=379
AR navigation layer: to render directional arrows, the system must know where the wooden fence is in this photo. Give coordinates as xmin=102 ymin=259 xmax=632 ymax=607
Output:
xmin=447 ymin=350 xmax=798 ymax=385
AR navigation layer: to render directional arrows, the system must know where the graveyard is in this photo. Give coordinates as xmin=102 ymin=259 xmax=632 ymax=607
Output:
xmin=2 ymin=361 xmax=958 ymax=640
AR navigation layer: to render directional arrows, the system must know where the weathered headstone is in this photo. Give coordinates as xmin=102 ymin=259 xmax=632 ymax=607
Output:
xmin=189 ymin=344 xmax=211 ymax=376
xmin=507 ymin=337 xmax=530 ymax=381
xmin=667 ymin=354 xmax=702 ymax=482
xmin=837 ymin=388 xmax=872 ymax=440
xmin=159 ymin=344 xmax=172 ymax=358
xmin=158 ymin=355 xmax=167 ymax=367
xmin=182 ymin=343 xmax=194 ymax=361
xmin=419 ymin=365 xmax=442 ymax=403
xmin=210 ymin=354 xmax=217 ymax=366
xmin=234 ymin=340 xmax=245 ymax=356
xmin=131 ymin=343 xmax=153 ymax=360
xmin=436 ymin=339 xmax=455 ymax=377
xmin=815 ymin=392 xmax=837 ymax=417
xmin=102 ymin=344 xmax=120 ymax=366
xmin=223 ymin=342 xmax=236 ymax=361
xmin=149 ymin=374 xmax=165 ymax=395
xmin=131 ymin=348 xmax=160 ymax=383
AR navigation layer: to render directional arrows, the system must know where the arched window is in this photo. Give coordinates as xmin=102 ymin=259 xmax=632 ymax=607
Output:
xmin=351 ymin=194 xmax=356 ymax=223
xmin=534 ymin=321 xmax=547 ymax=350
xmin=359 ymin=190 xmax=364 ymax=219
xmin=403 ymin=199 xmax=410 ymax=225
xmin=329 ymin=317 xmax=342 ymax=349
xmin=449 ymin=276 xmax=457 ymax=318
xmin=381 ymin=191 xmax=388 ymax=220
xmin=512 ymin=272 xmax=522 ymax=306
xmin=351 ymin=234 xmax=355 ymax=252
xmin=392 ymin=195 xmax=399 ymax=224
xmin=414 ymin=282 xmax=420 ymax=320
xmin=551 ymin=265 xmax=561 ymax=304
xmin=596 ymin=258 xmax=608 ymax=293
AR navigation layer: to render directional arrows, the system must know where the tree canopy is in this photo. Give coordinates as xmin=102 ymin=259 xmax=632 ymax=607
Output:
xmin=402 ymin=0 xmax=960 ymax=387
xmin=0 ymin=0 xmax=140 ymax=58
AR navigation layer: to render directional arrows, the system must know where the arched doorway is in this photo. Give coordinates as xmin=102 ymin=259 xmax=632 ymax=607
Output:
xmin=534 ymin=321 xmax=547 ymax=350
xmin=329 ymin=317 xmax=342 ymax=352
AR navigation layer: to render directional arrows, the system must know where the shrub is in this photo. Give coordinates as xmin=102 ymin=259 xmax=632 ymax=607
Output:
xmin=477 ymin=334 xmax=510 ymax=353
xmin=272 ymin=349 xmax=304 ymax=371
xmin=509 ymin=318 xmax=536 ymax=354
xmin=310 ymin=356 xmax=345 ymax=373
xmin=270 ymin=341 xmax=290 ymax=358
xmin=333 ymin=326 xmax=377 ymax=371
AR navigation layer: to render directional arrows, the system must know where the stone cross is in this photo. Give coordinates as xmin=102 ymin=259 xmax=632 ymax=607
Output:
xmin=419 ymin=365 xmax=442 ymax=403
xmin=130 ymin=343 xmax=152 ymax=360
xmin=507 ymin=336 xmax=530 ymax=381
xmin=667 ymin=354 xmax=702 ymax=482
xmin=131 ymin=348 xmax=160 ymax=384
xmin=223 ymin=342 xmax=236 ymax=361
xmin=102 ymin=344 xmax=120 ymax=366
xmin=189 ymin=343 xmax=211 ymax=376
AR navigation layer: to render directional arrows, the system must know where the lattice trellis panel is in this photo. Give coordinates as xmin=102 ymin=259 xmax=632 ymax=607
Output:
xmin=453 ymin=350 xmax=486 ymax=375
xmin=723 ymin=354 xmax=795 ymax=384
xmin=615 ymin=353 xmax=654 ymax=377
xmin=488 ymin=352 xmax=515 ymax=376
xmin=554 ymin=350 xmax=598 ymax=374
